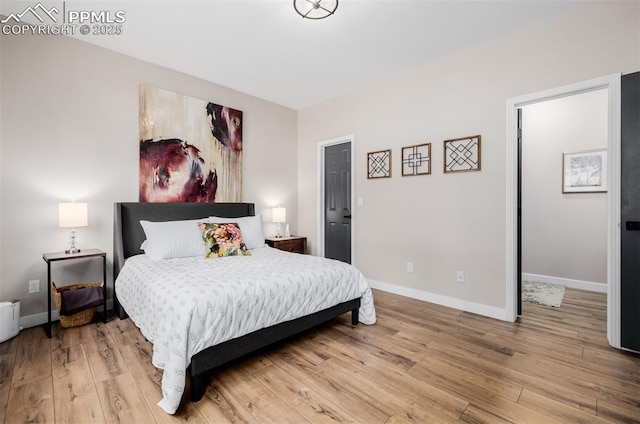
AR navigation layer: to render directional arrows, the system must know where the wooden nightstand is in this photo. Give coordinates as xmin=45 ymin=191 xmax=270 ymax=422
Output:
xmin=265 ymin=236 xmax=307 ymax=254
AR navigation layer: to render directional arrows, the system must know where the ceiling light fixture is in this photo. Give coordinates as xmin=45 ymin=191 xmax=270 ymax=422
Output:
xmin=294 ymin=0 xmax=338 ymax=20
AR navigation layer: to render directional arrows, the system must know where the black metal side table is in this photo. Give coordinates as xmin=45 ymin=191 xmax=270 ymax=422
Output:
xmin=42 ymin=248 xmax=107 ymax=338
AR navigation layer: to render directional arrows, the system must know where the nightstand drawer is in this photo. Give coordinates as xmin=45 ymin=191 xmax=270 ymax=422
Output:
xmin=265 ymin=236 xmax=307 ymax=254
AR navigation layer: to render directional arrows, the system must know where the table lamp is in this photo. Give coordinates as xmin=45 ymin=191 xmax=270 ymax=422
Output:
xmin=272 ymin=207 xmax=286 ymax=238
xmin=59 ymin=202 xmax=88 ymax=254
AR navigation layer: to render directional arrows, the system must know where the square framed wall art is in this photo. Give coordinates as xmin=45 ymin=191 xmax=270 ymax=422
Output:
xmin=402 ymin=143 xmax=431 ymax=176
xmin=367 ymin=149 xmax=392 ymax=179
xmin=139 ymin=85 xmax=243 ymax=203
xmin=562 ymin=148 xmax=607 ymax=193
xmin=444 ymin=135 xmax=481 ymax=173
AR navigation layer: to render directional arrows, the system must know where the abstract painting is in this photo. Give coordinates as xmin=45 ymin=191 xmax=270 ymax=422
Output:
xmin=562 ymin=149 xmax=607 ymax=193
xmin=402 ymin=143 xmax=431 ymax=176
xmin=367 ymin=149 xmax=392 ymax=179
xmin=444 ymin=135 xmax=481 ymax=173
xmin=139 ymin=85 xmax=243 ymax=202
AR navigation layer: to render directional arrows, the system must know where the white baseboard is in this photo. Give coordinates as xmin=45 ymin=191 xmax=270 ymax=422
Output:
xmin=367 ymin=279 xmax=507 ymax=321
xmin=19 ymin=299 xmax=114 ymax=329
xmin=13 ymin=276 xmax=606 ymax=331
xmin=522 ymin=273 xmax=607 ymax=293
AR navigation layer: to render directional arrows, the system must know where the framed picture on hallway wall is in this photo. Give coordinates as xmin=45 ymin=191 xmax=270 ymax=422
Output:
xmin=562 ymin=149 xmax=607 ymax=193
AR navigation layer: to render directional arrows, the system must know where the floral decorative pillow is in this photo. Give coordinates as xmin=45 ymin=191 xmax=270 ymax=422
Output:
xmin=197 ymin=222 xmax=250 ymax=258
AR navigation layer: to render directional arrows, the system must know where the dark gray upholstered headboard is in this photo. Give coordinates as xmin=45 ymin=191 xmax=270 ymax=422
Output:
xmin=113 ymin=202 xmax=255 ymax=279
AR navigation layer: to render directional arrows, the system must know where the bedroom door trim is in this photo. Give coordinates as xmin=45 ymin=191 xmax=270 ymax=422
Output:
xmin=505 ymin=74 xmax=621 ymax=348
xmin=317 ymin=135 xmax=355 ymax=265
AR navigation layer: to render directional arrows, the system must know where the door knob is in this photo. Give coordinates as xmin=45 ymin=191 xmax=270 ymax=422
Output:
xmin=626 ymin=221 xmax=640 ymax=231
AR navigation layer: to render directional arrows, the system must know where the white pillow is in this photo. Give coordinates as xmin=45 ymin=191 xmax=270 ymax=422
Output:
xmin=139 ymin=219 xmax=208 ymax=259
xmin=208 ymin=213 xmax=265 ymax=250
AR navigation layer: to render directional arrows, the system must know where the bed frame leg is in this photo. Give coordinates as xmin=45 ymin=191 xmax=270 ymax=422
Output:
xmin=114 ymin=294 xmax=129 ymax=320
xmin=190 ymin=372 xmax=207 ymax=402
xmin=351 ymin=308 xmax=359 ymax=325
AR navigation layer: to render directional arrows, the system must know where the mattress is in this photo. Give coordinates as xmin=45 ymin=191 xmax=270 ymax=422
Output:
xmin=115 ymin=246 xmax=376 ymax=413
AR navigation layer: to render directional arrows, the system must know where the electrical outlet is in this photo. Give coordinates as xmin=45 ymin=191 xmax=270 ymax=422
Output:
xmin=407 ymin=262 xmax=414 ymax=273
xmin=28 ymin=279 xmax=40 ymax=294
xmin=456 ymin=271 xmax=465 ymax=283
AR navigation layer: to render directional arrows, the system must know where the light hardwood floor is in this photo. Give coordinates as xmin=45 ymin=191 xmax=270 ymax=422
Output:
xmin=1 ymin=288 xmax=639 ymax=423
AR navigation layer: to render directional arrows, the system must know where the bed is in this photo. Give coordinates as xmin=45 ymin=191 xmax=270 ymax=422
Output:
xmin=113 ymin=202 xmax=376 ymax=414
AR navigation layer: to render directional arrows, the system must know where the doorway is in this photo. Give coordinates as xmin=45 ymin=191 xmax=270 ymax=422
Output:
xmin=317 ymin=135 xmax=355 ymax=264
xmin=506 ymin=74 xmax=621 ymax=348
xmin=519 ymin=90 xmax=609 ymax=315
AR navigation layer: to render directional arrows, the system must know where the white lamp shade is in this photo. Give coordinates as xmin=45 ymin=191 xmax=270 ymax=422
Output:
xmin=272 ymin=207 xmax=286 ymax=223
xmin=58 ymin=203 xmax=88 ymax=228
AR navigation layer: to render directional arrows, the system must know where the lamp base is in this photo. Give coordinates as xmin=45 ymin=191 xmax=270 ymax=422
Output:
xmin=65 ymin=228 xmax=81 ymax=254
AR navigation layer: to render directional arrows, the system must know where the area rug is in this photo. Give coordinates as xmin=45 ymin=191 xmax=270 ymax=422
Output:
xmin=522 ymin=281 xmax=565 ymax=307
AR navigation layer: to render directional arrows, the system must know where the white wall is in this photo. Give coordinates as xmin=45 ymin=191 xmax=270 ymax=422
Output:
xmin=297 ymin=2 xmax=639 ymax=315
xmin=522 ymin=90 xmax=607 ymax=287
xmin=0 ymin=33 xmax=298 ymax=318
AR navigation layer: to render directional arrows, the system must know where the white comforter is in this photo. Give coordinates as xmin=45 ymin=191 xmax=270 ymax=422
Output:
xmin=115 ymin=246 xmax=376 ymax=414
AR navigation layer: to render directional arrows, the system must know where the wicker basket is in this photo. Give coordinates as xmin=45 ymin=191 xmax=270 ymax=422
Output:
xmin=51 ymin=281 xmax=102 ymax=328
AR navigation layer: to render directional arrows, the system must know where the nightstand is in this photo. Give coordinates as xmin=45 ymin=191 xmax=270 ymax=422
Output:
xmin=265 ymin=236 xmax=307 ymax=254
xmin=42 ymin=248 xmax=107 ymax=338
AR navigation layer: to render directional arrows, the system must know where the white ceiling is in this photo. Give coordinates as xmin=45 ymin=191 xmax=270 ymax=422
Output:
xmin=2 ymin=0 xmax=583 ymax=109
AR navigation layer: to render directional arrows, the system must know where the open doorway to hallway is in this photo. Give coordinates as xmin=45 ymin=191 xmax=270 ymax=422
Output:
xmin=520 ymin=90 xmax=609 ymax=300
xmin=505 ymin=74 xmax=621 ymax=348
